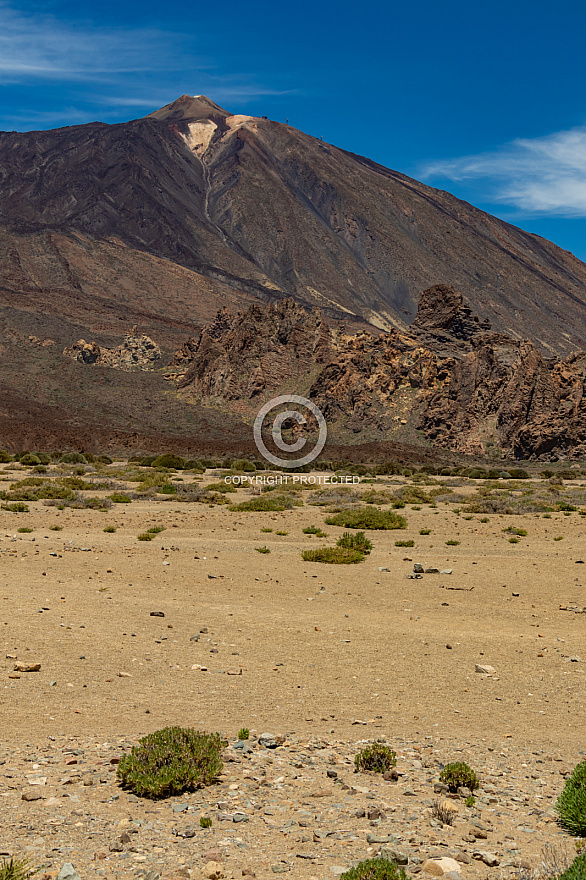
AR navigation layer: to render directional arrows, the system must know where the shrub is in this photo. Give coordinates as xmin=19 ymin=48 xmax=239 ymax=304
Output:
xmin=200 ymin=816 xmax=213 ymax=829
xmin=302 ymin=546 xmax=365 ymax=564
xmin=147 ymin=525 xmax=165 ymax=534
xmin=17 ymin=527 xmax=33 ymax=533
xmin=509 ymin=537 xmax=520 ymax=543
xmin=439 ymin=761 xmax=479 ymax=793
xmin=303 ymin=525 xmax=328 ymax=537
xmin=445 ymin=539 xmax=460 ymax=546
xmin=0 ymin=857 xmax=37 ymax=880
xmin=117 ymin=727 xmax=224 ymax=799
xmin=395 ymin=539 xmax=414 ymax=547
xmin=230 ymin=495 xmax=297 ymax=512
xmin=60 ymin=452 xmax=88 ymax=464
xmin=255 ymin=546 xmax=271 ymax=554
xmin=103 ymin=526 xmax=117 ymax=533
xmin=465 ymin=795 xmax=476 ymax=807
xmin=355 ymin=743 xmax=397 ymax=773
xmin=558 ymin=855 xmax=586 ymax=880
xmin=337 ymin=531 xmax=372 ymax=553
xmin=325 ymin=508 xmax=407 ymax=530
xmin=49 ymin=525 xmax=63 ymax=531
xmin=339 ymin=859 xmax=408 ymax=880
xmin=158 ymin=483 xmax=177 ymax=494
xmin=140 ymin=455 xmax=158 ymax=467
xmin=503 ymin=526 xmax=527 ymax=536
xmin=432 ymin=799 xmax=457 ymax=825
xmin=275 ymin=530 xmax=288 ymax=535
xmin=231 ymin=458 xmax=256 ymax=472
xmin=508 ymin=468 xmax=530 ymax=479
xmin=555 ymin=761 xmax=586 ymax=836
xmin=0 ymin=451 xmax=13 ymax=463
xmin=238 ymin=727 xmax=250 ymax=740
xmin=110 ymin=493 xmax=132 ymax=503
xmin=207 ymin=482 xmax=236 ymax=493
xmin=183 ymin=460 xmax=205 ymax=472
xmin=1 ymin=502 xmax=29 ymax=512
xmin=19 ymin=453 xmax=41 ymax=466
xmin=152 ymin=453 xmax=185 ymax=469
xmin=137 ymin=533 xmax=154 ymax=541
xmin=420 ymin=528 xmax=431 ymax=535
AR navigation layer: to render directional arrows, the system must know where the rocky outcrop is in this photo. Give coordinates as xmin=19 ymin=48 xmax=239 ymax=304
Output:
xmin=175 ymin=289 xmax=586 ymax=459
xmin=64 ymin=331 xmax=161 ymax=371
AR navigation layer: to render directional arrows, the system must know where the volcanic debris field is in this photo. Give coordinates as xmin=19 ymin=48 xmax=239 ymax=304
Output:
xmin=1 ymin=456 xmax=585 ymax=880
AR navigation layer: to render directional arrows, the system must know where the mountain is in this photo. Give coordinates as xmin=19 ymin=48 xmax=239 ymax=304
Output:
xmin=1 ymin=95 xmax=586 ymax=454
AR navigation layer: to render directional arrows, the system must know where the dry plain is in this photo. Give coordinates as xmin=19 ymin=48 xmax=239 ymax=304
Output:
xmin=0 ymin=461 xmax=585 ymax=880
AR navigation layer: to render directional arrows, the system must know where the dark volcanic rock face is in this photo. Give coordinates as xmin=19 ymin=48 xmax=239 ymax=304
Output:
xmin=175 ymin=289 xmax=586 ymax=459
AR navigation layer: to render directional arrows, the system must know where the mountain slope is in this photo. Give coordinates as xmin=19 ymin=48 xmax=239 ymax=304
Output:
xmin=0 ymin=95 xmax=585 ymax=356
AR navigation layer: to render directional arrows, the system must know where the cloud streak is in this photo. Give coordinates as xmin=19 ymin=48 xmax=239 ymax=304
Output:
xmin=422 ymin=126 xmax=586 ymax=217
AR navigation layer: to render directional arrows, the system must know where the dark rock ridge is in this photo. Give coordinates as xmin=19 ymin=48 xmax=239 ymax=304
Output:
xmin=174 ymin=287 xmax=586 ymax=459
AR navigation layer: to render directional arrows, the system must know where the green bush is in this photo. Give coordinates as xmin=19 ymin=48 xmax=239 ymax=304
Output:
xmin=340 ymin=858 xmax=408 ymax=880
xmin=445 ymin=539 xmax=460 ymax=546
xmin=555 ymin=761 xmax=586 ymax=836
xmin=103 ymin=526 xmax=117 ymax=533
xmin=60 ymin=452 xmax=88 ymax=464
xmin=557 ymin=854 xmax=586 ymax=880
xmin=302 ymin=546 xmax=365 ymax=564
xmin=158 ymin=483 xmax=177 ymax=494
xmin=439 ymin=761 xmax=479 ymax=792
xmin=238 ymin=727 xmax=250 ymax=740
xmin=207 ymin=482 xmax=236 ymax=493
xmin=303 ymin=525 xmax=328 ymax=537
xmin=395 ymin=539 xmax=414 ymax=547
xmin=0 ymin=857 xmax=37 ymax=880
xmin=110 ymin=493 xmax=132 ymax=503
xmin=325 ymin=508 xmax=407 ymax=530
xmin=1 ymin=502 xmax=29 ymax=512
xmin=355 ymin=743 xmax=397 ymax=773
xmin=420 ymin=528 xmax=431 ymax=535
xmin=231 ymin=459 xmax=256 ymax=472
xmin=200 ymin=816 xmax=213 ymax=829
xmin=255 ymin=546 xmax=271 ymax=554
xmin=230 ymin=495 xmax=296 ymax=512
xmin=152 ymin=453 xmax=185 ymax=469
xmin=0 ymin=450 xmax=13 ymax=463
xmin=19 ymin=453 xmax=41 ymax=466
xmin=17 ymin=527 xmax=33 ymax=533
xmin=147 ymin=525 xmax=166 ymax=534
xmin=117 ymin=727 xmax=224 ymax=799
xmin=137 ymin=533 xmax=154 ymax=541
xmin=337 ymin=531 xmax=372 ymax=553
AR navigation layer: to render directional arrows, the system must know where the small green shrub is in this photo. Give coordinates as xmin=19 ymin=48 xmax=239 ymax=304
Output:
xmin=0 ymin=451 xmax=13 ymax=463
xmin=439 ymin=761 xmax=479 ymax=793
xmin=555 ymin=761 xmax=586 ymax=836
xmin=0 ymin=857 xmax=37 ymax=880
xmin=302 ymin=546 xmax=365 ymax=564
xmin=420 ymin=528 xmax=431 ymax=535
xmin=509 ymin=537 xmax=520 ymax=543
xmin=337 ymin=531 xmax=372 ymax=553
xmin=238 ymin=727 xmax=250 ymax=740
xmin=19 ymin=453 xmax=41 ymax=466
xmin=275 ymin=530 xmax=288 ymax=535
xmin=465 ymin=795 xmax=476 ymax=807
xmin=480 ymin=517 xmax=490 ymax=523
xmin=60 ymin=452 xmax=88 ymax=464
xmin=231 ymin=458 xmax=256 ymax=472
xmin=325 ymin=508 xmax=407 ymax=530
xmin=339 ymin=858 xmax=408 ymax=880
xmin=230 ymin=495 xmax=296 ymax=512
xmin=395 ymin=539 xmax=414 ymax=547
xmin=355 ymin=743 xmax=397 ymax=773
xmin=1 ymin=502 xmax=29 ymax=512
xmin=17 ymin=527 xmax=33 ymax=533
xmin=503 ymin=526 xmax=527 ymax=536
xmin=200 ymin=816 xmax=213 ymax=829
xmin=110 ymin=493 xmax=132 ymax=503
xmin=103 ymin=526 xmax=117 ymax=533
xmin=117 ymin=726 xmax=224 ymax=799
xmin=49 ymin=525 xmax=63 ymax=531
xmin=445 ymin=539 xmax=460 ymax=546
xmin=261 ymin=527 xmax=273 ymax=533
xmin=151 ymin=453 xmax=185 ymax=469
xmin=137 ymin=533 xmax=154 ymax=541
xmin=255 ymin=546 xmax=271 ymax=554
xmin=158 ymin=483 xmax=177 ymax=494
xmin=207 ymin=482 xmax=236 ymax=493
xmin=303 ymin=525 xmax=328 ymax=537
xmin=557 ymin=855 xmax=586 ymax=880
xmin=554 ymin=536 xmax=565 ymax=541
xmin=147 ymin=526 xmax=166 ymax=534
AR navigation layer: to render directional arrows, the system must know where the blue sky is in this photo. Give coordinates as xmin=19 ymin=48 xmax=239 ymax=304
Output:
xmin=2 ymin=0 xmax=586 ymax=258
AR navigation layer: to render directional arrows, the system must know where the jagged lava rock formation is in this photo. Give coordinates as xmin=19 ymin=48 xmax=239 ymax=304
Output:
xmin=174 ymin=287 xmax=586 ymax=459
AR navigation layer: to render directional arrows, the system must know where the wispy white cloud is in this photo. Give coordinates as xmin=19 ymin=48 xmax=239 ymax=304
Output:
xmin=0 ymin=2 xmax=205 ymax=81
xmin=422 ymin=126 xmax=586 ymax=217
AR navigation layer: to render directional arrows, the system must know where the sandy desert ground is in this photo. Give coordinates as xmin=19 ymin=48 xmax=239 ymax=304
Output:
xmin=0 ymin=462 xmax=585 ymax=880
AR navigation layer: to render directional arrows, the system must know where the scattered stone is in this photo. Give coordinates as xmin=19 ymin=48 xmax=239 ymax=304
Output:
xmin=475 ymin=664 xmax=496 ymax=674
xmin=13 ymin=663 xmax=41 ymax=672
xmin=259 ymin=733 xmax=285 ymax=749
xmin=421 ymin=858 xmax=461 ymax=876
xmin=150 ymin=611 xmax=165 ymax=617
xmin=413 ymin=563 xmax=425 ymax=573
xmin=380 ymin=846 xmax=409 ymax=865
xmin=203 ymin=862 xmax=224 ymax=880
xmin=57 ymin=865 xmax=81 ymax=880
xmin=21 ymin=790 xmax=44 ymax=801
xmin=472 ymin=852 xmax=500 ymax=867
xmin=441 ymin=569 xmax=453 ymax=575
